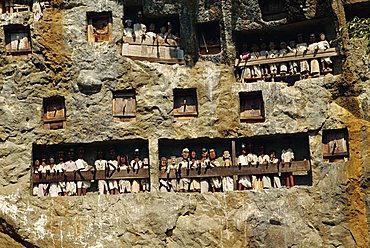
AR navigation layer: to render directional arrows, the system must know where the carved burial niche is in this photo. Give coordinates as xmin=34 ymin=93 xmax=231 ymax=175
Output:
xmin=87 ymin=11 xmax=112 ymax=44
xmin=112 ymin=90 xmax=136 ymax=119
xmin=258 ymin=0 xmax=286 ymax=21
xmin=322 ymin=128 xmax=349 ymax=159
xmin=0 ymin=0 xmax=31 ymax=14
xmin=239 ymin=91 xmax=265 ymax=122
xmin=197 ymin=21 xmax=221 ymax=55
xmin=4 ymin=25 xmax=31 ymax=55
xmin=43 ymin=96 xmax=66 ymax=130
xmin=173 ymin=88 xmax=198 ymax=118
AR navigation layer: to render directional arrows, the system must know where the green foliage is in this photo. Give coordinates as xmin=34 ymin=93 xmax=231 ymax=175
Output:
xmin=333 ymin=16 xmax=370 ymax=48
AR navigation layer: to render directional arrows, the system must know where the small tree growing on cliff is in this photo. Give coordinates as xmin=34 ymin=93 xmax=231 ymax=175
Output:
xmin=334 ymin=16 xmax=370 ymax=49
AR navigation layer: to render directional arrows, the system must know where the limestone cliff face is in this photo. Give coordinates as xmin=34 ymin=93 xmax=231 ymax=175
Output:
xmin=0 ymin=0 xmax=369 ymax=247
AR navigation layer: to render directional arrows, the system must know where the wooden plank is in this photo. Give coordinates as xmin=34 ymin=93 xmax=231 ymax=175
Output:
xmin=235 ymin=48 xmax=339 ymax=67
xmin=158 ymin=160 xmax=310 ymax=179
xmin=279 ymin=160 xmax=310 ymax=173
xmin=32 ymin=168 xmax=150 ymax=183
xmin=158 ymin=164 xmax=279 ymax=179
xmin=125 ymin=55 xmax=185 ymax=65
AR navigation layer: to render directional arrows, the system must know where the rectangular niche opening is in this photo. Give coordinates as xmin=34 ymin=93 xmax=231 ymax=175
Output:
xmin=239 ymin=91 xmax=265 ymax=122
xmin=173 ymin=88 xmax=198 ymax=118
xmin=158 ymin=132 xmax=312 ymax=188
xmin=4 ymin=24 xmax=32 ymax=56
xmin=322 ymin=128 xmax=349 ymax=160
xmin=258 ymin=0 xmax=286 ymax=21
xmin=43 ymin=96 xmax=66 ymax=130
xmin=31 ymin=139 xmax=150 ymax=195
xmin=197 ymin=21 xmax=221 ymax=55
xmin=122 ymin=5 xmax=184 ymax=64
xmin=87 ymin=11 xmax=112 ymax=44
xmin=112 ymin=90 xmax=136 ymax=120
xmin=344 ymin=2 xmax=370 ymax=20
xmin=0 ymin=0 xmax=31 ymax=14
xmin=235 ymin=18 xmax=340 ymax=84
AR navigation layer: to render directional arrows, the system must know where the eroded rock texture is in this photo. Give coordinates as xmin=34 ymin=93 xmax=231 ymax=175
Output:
xmin=0 ymin=0 xmax=369 ymax=247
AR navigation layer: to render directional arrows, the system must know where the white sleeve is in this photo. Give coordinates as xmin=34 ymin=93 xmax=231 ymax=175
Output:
xmin=76 ymin=160 xmax=84 ymax=170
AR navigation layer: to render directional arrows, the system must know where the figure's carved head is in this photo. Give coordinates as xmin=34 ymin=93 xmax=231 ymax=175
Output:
xmin=68 ymin=148 xmax=74 ymax=161
xmin=269 ymin=41 xmax=276 ymax=50
xmin=201 ymin=148 xmax=208 ymax=158
xmin=297 ymin=33 xmax=303 ymax=42
xmin=241 ymin=143 xmax=247 ymax=154
xmin=209 ymin=149 xmax=216 ymax=160
xmin=190 ymin=151 xmax=197 ymax=160
xmin=125 ymin=19 xmax=133 ymax=28
xmin=170 ymin=156 xmax=177 ymax=165
xmin=160 ymin=26 xmax=167 ymax=34
xmin=149 ymin=23 xmax=155 ymax=32
xmin=260 ymin=43 xmax=267 ymax=50
xmin=309 ymin=33 xmax=316 ymax=43
xmin=280 ymin=41 xmax=287 ymax=49
xmin=223 ymin=150 xmax=230 ymax=159
xmin=160 ymin=157 xmax=168 ymax=168
xmin=77 ymin=147 xmax=84 ymax=159
xmin=182 ymin=148 xmax=189 ymax=159
xmin=319 ymin=33 xmax=326 ymax=41
xmin=251 ymin=43 xmax=259 ymax=52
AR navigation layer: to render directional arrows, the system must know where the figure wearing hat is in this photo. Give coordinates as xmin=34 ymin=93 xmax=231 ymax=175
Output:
xmin=64 ymin=149 xmax=77 ymax=196
xmin=296 ymin=33 xmax=309 ymax=79
xmin=279 ymin=41 xmax=289 ymax=76
xmin=76 ymin=147 xmax=92 ymax=196
xmin=167 ymin=156 xmax=179 ymax=192
xmin=107 ymin=148 xmax=119 ymax=195
xmin=37 ymin=157 xmax=50 ymax=197
xmin=237 ymin=144 xmax=252 ymax=190
xmin=307 ymin=33 xmax=320 ymax=77
xmin=124 ymin=19 xmax=134 ymax=38
xmin=317 ymin=33 xmax=332 ymax=74
xmin=56 ymin=151 xmax=66 ymax=196
xmin=159 ymin=157 xmax=170 ymax=192
xmin=281 ymin=144 xmax=295 ymax=188
xmin=178 ymin=148 xmax=191 ymax=192
xmin=94 ymin=150 xmax=109 ymax=195
xmin=130 ymin=148 xmax=143 ymax=193
xmin=189 ymin=150 xmax=200 ymax=192
xmin=133 ymin=11 xmax=146 ymax=43
xmin=258 ymin=146 xmax=272 ymax=189
xmin=199 ymin=148 xmax=210 ymax=193
xmin=49 ymin=157 xmax=62 ymax=197
xmin=222 ymin=150 xmax=234 ymax=192
xmin=209 ymin=149 xmax=222 ymax=192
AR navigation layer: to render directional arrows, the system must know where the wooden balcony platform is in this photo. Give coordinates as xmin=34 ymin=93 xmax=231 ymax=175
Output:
xmin=32 ymin=168 xmax=150 ymax=183
xmin=159 ymin=160 xmax=310 ymax=179
xmin=235 ymin=48 xmax=339 ymax=67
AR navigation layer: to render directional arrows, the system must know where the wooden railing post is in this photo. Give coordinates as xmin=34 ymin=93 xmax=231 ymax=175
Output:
xmin=149 ymin=138 xmax=159 ymax=192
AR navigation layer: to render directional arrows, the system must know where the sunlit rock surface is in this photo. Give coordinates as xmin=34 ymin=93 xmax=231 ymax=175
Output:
xmin=0 ymin=0 xmax=369 ymax=247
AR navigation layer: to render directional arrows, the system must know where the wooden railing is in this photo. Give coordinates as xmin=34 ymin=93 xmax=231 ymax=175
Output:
xmin=32 ymin=168 xmax=150 ymax=183
xmin=158 ymin=160 xmax=310 ymax=179
xmin=235 ymin=48 xmax=339 ymax=67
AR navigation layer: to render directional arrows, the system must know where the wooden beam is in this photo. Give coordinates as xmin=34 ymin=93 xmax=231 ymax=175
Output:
xmin=32 ymin=168 xmax=150 ymax=183
xmin=279 ymin=160 xmax=310 ymax=173
xmin=235 ymin=48 xmax=339 ymax=67
xmin=158 ymin=160 xmax=311 ymax=179
xmin=125 ymin=55 xmax=185 ymax=65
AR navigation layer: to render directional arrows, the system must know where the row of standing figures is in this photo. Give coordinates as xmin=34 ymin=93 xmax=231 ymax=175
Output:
xmin=159 ymin=146 xmax=296 ymax=193
xmin=33 ymin=148 xmax=150 ymax=197
xmin=237 ymin=33 xmax=333 ymax=81
xmin=32 ymin=145 xmax=298 ymax=197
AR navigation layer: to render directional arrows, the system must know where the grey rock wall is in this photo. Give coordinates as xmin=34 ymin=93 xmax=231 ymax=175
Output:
xmin=0 ymin=0 xmax=369 ymax=247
